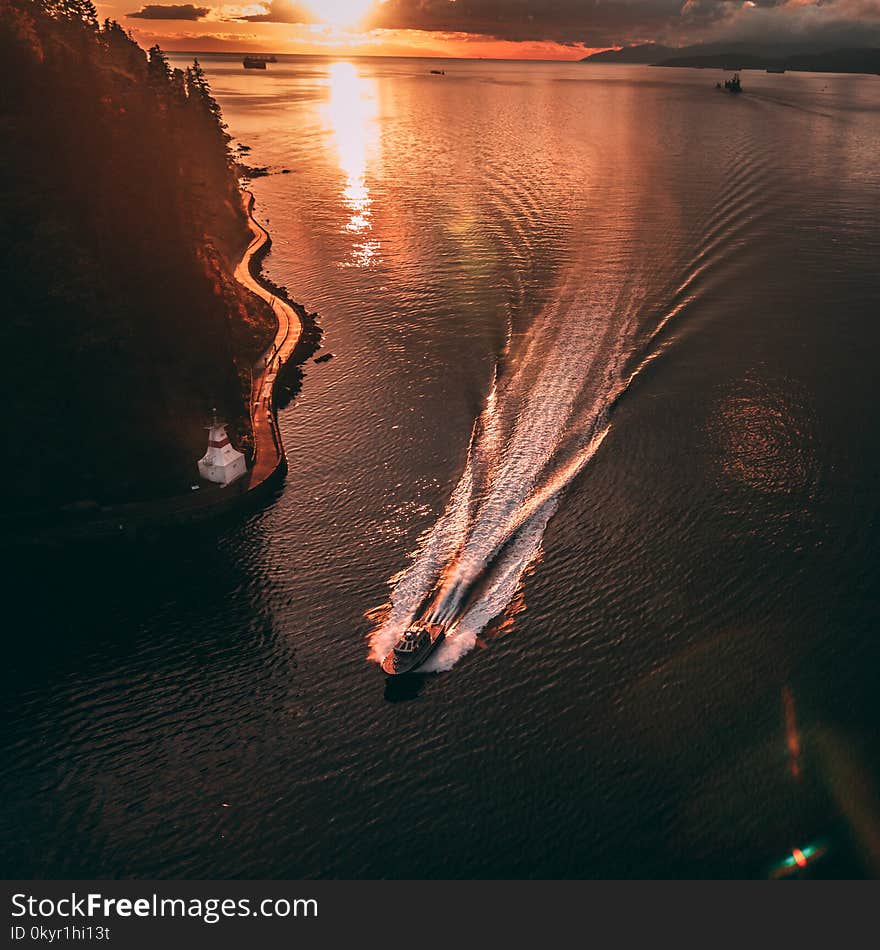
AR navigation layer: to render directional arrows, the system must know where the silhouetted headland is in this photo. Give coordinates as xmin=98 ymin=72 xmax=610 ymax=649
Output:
xmin=582 ymin=43 xmax=880 ymax=75
xmin=0 ymin=0 xmax=317 ymax=522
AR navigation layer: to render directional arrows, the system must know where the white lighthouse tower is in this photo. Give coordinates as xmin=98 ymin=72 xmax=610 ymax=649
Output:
xmin=198 ymin=410 xmax=247 ymax=486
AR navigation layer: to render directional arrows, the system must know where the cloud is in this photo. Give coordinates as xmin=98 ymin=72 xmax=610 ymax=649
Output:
xmin=126 ymin=4 xmax=211 ymax=20
xmin=680 ymin=0 xmax=880 ymax=47
xmin=235 ymin=0 xmax=315 ymax=22
xmin=133 ymin=0 xmax=880 ymax=50
xmin=365 ymin=0 xmax=685 ymax=47
xmin=361 ymin=0 xmax=880 ymax=50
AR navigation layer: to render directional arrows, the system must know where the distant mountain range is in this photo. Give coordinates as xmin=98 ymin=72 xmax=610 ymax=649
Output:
xmin=581 ymin=43 xmax=676 ymax=64
xmin=581 ymin=45 xmax=880 ymax=75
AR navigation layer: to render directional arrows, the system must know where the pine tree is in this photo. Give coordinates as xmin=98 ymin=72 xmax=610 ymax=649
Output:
xmin=148 ymin=44 xmax=171 ymax=87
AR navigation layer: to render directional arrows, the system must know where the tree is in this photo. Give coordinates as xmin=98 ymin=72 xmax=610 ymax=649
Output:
xmin=148 ymin=43 xmax=171 ymax=87
xmin=42 ymin=0 xmax=98 ymax=29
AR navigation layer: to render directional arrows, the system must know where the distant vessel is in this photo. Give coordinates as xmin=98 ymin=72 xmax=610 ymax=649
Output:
xmin=717 ymin=73 xmax=743 ymax=94
xmin=381 ymin=620 xmax=447 ymax=675
xmin=766 ymin=67 xmax=786 ymax=74
xmin=429 ymin=69 xmax=445 ymax=76
xmin=243 ymin=55 xmax=272 ymax=70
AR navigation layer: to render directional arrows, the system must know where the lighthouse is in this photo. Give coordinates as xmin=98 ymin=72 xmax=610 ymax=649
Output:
xmin=198 ymin=410 xmax=247 ymax=486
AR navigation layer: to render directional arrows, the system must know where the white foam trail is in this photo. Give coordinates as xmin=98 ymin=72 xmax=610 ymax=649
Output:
xmin=368 ymin=282 xmax=632 ymax=670
xmin=423 ymin=496 xmax=559 ymax=672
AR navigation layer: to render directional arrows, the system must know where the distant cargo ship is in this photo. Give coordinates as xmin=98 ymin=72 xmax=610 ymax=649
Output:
xmin=766 ymin=67 xmax=786 ymax=74
xmin=717 ymin=73 xmax=743 ymax=93
xmin=244 ymin=55 xmax=276 ymax=69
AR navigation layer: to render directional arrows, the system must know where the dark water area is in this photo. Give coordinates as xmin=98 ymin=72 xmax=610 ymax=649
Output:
xmin=3 ymin=59 xmax=880 ymax=878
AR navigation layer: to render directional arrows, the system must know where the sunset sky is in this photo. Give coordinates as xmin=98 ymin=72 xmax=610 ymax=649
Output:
xmin=104 ymin=0 xmax=880 ymax=59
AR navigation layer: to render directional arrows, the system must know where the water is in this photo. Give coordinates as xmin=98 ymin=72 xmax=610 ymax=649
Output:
xmin=4 ymin=59 xmax=880 ymax=878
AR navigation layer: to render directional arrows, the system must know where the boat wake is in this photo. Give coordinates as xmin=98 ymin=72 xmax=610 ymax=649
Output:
xmin=368 ymin=140 xmax=773 ymax=673
xmin=366 ymin=278 xmax=646 ymax=672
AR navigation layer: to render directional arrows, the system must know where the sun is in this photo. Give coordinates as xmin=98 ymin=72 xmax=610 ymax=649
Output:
xmin=308 ymin=0 xmax=376 ymax=28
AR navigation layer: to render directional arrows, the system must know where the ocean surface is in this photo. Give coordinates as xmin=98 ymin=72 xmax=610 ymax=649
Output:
xmin=4 ymin=58 xmax=880 ymax=878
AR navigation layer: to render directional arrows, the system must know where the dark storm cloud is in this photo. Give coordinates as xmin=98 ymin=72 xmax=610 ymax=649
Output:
xmin=366 ymin=0 xmax=684 ymax=46
xmin=236 ymin=0 xmax=315 ymax=22
xmin=680 ymin=0 xmax=880 ymax=47
xmin=127 ymin=3 xmax=210 ymax=19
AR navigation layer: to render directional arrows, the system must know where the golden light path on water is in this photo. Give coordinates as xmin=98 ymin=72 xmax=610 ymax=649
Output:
xmin=323 ymin=61 xmax=381 ymax=267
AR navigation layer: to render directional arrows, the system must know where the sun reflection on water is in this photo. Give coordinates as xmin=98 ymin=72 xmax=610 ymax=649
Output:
xmin=323 ymin=60 xmax=381 ymax=267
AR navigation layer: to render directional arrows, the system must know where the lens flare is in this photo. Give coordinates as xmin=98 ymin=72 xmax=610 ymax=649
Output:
xmin=769 ymin=841 xmax=827 ymax=878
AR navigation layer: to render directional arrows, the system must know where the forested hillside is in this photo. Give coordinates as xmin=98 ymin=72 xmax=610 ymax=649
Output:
xmin=0 ymin=0 xmax=274 ymax=508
